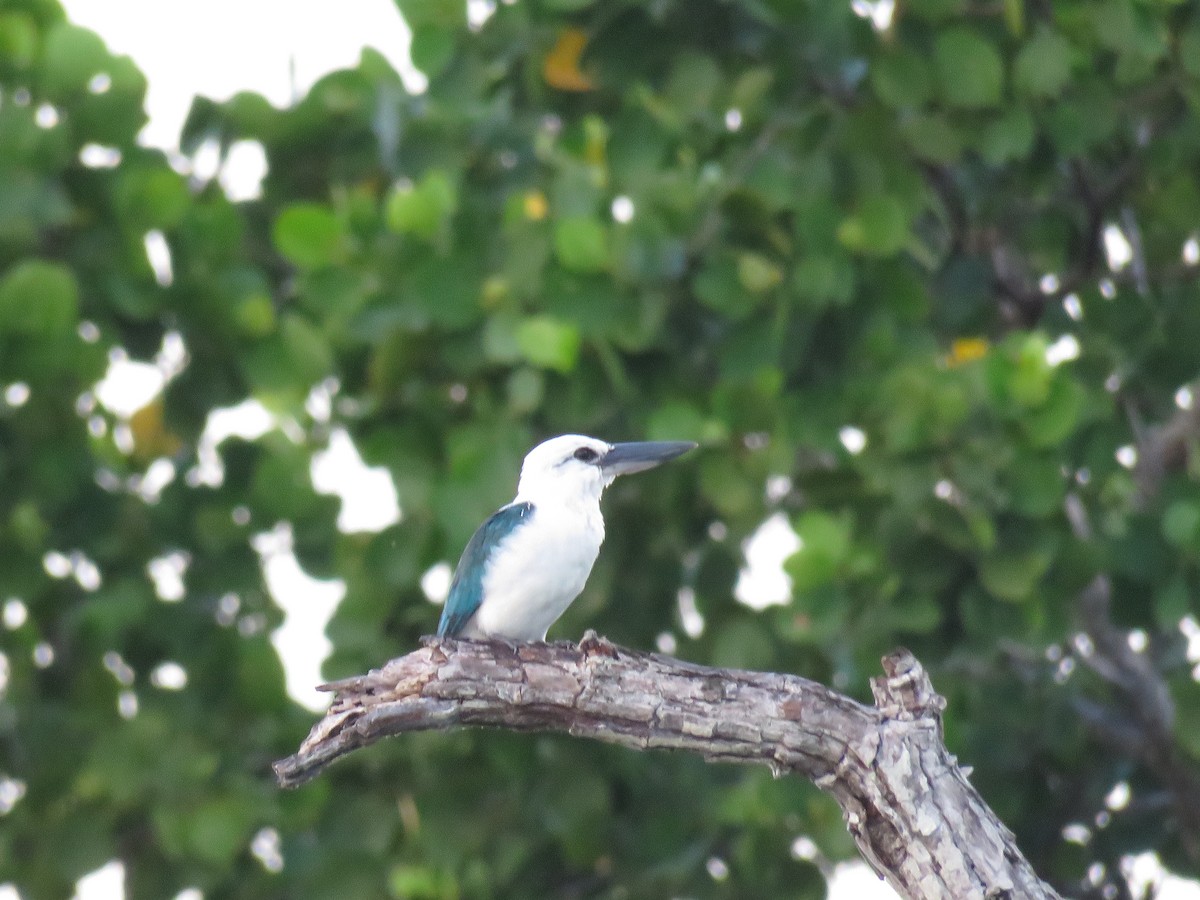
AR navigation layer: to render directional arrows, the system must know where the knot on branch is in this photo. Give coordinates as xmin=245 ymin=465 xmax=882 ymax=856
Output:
xmin=870 ymin=649 xmax=947 ymax=723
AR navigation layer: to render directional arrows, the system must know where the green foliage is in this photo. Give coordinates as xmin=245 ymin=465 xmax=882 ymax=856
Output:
xmin=933 ymin=27 xmax=1005 ymax=109
xmin=3 ymin=0 xmax=1200 ymax=898
xmin=385 ymin=170 xmax=457 ymax=242
xmin=273 ymin=203 xmax=346 ymax=269
xmin=552 ymin=216 xmax=609 ymax=273
xmin=0 ymin=259 xmax=78 ymax=335
xmin=514 ymin=316 xmax=581 ymax=373
xmin=1013 ymin=26 xmax=1074 ymax=99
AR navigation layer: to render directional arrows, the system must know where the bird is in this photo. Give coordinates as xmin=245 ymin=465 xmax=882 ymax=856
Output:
xmin=436 ymin=434 xmax=697 ymax=641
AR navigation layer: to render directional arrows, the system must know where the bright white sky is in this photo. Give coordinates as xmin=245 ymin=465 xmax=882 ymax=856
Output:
xmin=61 ymin=0 xmax=424 ymax=148
xmin=0 ymin=2 xmax=1192 ymax=899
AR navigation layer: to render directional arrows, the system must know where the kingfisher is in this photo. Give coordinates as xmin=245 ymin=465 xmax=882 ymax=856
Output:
xmin=436 ymin=434 xmax=696 ymax=641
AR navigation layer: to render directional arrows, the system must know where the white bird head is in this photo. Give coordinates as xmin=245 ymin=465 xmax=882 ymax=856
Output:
xmin=515 ymin=434 xmax=696 ymax=506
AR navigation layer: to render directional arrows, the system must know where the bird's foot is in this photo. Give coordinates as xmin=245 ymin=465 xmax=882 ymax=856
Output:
xmin=469 ymin=636 xmax=514 ymax=654
xmin=578 ymin=629 xmax=619 ymax=659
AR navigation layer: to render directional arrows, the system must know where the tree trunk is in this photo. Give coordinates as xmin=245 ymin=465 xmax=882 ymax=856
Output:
xmin=275 ymin=635 xmax=1061 ymax=900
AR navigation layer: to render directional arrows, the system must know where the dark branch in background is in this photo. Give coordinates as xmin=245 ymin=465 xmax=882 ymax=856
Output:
xmin=1064 ymin=379 xmax=1200 ymax=863
xmin=1132 ymin=382 xmax=1200 ymax=509
xmin=1064 ymin=497 xmax=1174 ymax=736
xmin=1118 ymin=206 xmax=1150 ymax=298
xmin=277 ymin=636 xmax=1063 ymax=900
xmin=923 ymin=154 xmax=1140 ymax=330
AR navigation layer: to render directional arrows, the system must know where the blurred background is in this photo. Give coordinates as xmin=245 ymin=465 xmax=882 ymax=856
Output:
xmin=2 ymin=0 xmax=1200 ymax=897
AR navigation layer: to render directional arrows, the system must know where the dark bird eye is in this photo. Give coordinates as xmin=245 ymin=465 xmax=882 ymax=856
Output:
xmin=573 ymin=446 xmax=599 ymax=462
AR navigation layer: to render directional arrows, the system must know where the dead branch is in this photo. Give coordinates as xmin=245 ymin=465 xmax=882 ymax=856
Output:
xmin=275 ymin=635 xmax=1061 ymax=900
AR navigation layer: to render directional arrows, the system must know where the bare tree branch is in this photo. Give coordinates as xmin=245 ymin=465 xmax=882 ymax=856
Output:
xmin=1132 ymin=381 xmax=1200 ymax=509
xmin=1067 ymin=478 xmax=1200 ymax=863
xmin=276 ymin=636 xmax=1061 ymax=900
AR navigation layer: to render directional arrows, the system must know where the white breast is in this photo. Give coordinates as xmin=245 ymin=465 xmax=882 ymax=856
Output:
xmin=466 ymin=502 xmax=605 ymax=640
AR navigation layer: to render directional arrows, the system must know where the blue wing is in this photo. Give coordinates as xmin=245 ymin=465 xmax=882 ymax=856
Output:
xmin=437 ymin=502 xmax=535 ymax=637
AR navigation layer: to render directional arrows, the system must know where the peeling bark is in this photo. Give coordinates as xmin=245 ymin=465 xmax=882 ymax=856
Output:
xmin=275 ymin=636 xmax=1061 ymax=900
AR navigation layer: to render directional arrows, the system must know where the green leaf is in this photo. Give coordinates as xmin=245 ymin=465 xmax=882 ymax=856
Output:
xmin=223 ymin=90 xmax=278 ymax=138
xmin=553 ymin=217 xmax=610 ymax=273
xmin=838 ymin=195 xmax=910 ymax=257
xmin=1014 ymin=27 xmax=1073 ymax=98
xmin=0 ymin=259 xmax=79 ymax=336
xmin=1005 ymin=451 xmax=1066 ymax=517
xmin=872 ymin=593 xmax=944 ymax=636
xmin=665 ymin=52 xmax=722 ymax=115
xmin=242 ymin=313 xmax=334 ymax=398
xmin=979 ymin=106 xmax=1035 ymax=164
xmin=736 ymin=252 xmax=783 ymax=294
xmin=185 ymin=796 xmax=257 ymax=865
xmin=934 ymin=28 xmax=1004 ymax=109
xmin=0 ymin=170 xmax=72 ymax=247
xmin=1045 ymin=90 xmax=1119 ymax=155
xmin=394 ymin=0 xmax=466 ymax=28
xmin=0 ymin=13 xmax=38 ymax=68
xmin=1090 ymin=0 xmax=1162 ymax=60
xmin=299 ymin=268 xmax=369 ymax=326
xmin=386 ymin=170 xmax=457 ymax=242
xmin=900 ymin=113 xmax=963 ymax=164
xmin=506 ymin=367 xmax=545 ymax=413
xmin=871 ymin=50 xmax=933 ymax=108
xmin=389 ymin=865 xmax=454 ymax=900
xmin=980 ymin=546 xmax=1054 ymax=602
xmin=699 ymin=454 xmax=757 ymax=518
xmin=515 ymin=316 xmax=582 ymax=373
xmin=1003 ymin=0 xmax=1024 ymax=35
xmin=1024 ymin=377 xmax=1084 ymax=447
xmin=729 ymin=66 xmax=775 ymax=117
xmin=646 ymin=401 xmax=707 ymax=443
xmin=482 ymin=312 xmax=523 ymax=364
xmin=694 ymin=255 xmax=763 ymax=319
xmin=114 ymin=166 xmax=190 ymax=231
xmin=1163 ymin=502 xmax=1200 ymax=548
xmin=1156 ymin=576 xmax=1192 ymax=630
xmin=280 ymin=313 xmax=335 ymax=384
xmin=72 ymin=54 xmax=148 ymax=145
xmin=410 ymin=25 xmax=456 ymax=79
xmin=907 ymin=0 xmax=963 ymax=20
xmin=786 ymin=510 xmax=853 ymax=592
xmin=273 ymin=202 xmax=345 ymax=269
xmin=1009 ymin=333 xmax=1052 ymax=407
xmin=1171 ymin=678 xmax=1200 ymax=759
xmin=1181 ymin=27 xmax=1200 ymax=80
xmin=40 ymin=22 xmax=110 ymax=100
xmin=711 ymin=619 xmax=775 ymax=670
xmin=402 ymin=253 xmax=482 ymax=329
xmin=794 ymin=253 xmax=855 ymax=308
xmin=233 ymin=293 xmax=276 ymax=337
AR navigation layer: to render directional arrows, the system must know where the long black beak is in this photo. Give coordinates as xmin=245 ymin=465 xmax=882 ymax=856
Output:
xmin=599 ymin=441 xmax=697 ymax=477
